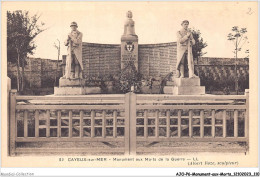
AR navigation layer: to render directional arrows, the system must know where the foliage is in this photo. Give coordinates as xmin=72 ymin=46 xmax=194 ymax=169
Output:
xmin=41 ymin=76 xmax=55 ymax=88
xmin=7 ymin=10 xmax=45 ymax=63
xmin=191 ymin=28 xmax=208 ymax=62
xmin=100 ymin=78 xmax=108 ymax=94
xmin=114 ymin=61 xmax=143 ymax=93
xmin=238 ymin=73 xmax=249 ymax=92
xmin=159 ymin=72 xmax=173 ymax=94
xmin=7 ymin=10 xmax=45 ymax=92
xmin=53 ymin=39 xmax=61 ymax=87
xmin=227 ymin=26 xmax=248 ymax=94
xmin=227 ymin=26 xmax=248 ymax=59
xmin=199 ymin=70 xmax=248 ymax=94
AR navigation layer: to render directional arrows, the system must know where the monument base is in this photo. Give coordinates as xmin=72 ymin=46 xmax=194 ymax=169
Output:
xmin=54 ymin=86 xmax=101 ymax=95
xmin=59 ymin=77 xmax=85 ymax=87
xmin=163 ymin=77 xmax=205 ymax=95
xmin=54 ymin=87 xmax=85 ymax=95
xmin=54 ymin=78 xmax=101 ymax=95
xmin=164 ymin=85 xmax=205 ymax=95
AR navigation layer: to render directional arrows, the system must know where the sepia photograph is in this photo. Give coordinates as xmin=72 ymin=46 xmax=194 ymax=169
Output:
xmin=1 ymin=1 xmax=259 ymax=173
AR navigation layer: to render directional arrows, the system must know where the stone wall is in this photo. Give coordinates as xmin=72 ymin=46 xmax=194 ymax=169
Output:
xmin=195 ymin=57 xmax=249 ymax=79
xmin=64 ymin=42 xmax=177 ymax=80
xmin=138 ymin=42 xmax=176 ymax=78
xmin=79 ymin=42 xmax=248 ymax=81
xmin=81 ymin=43 xmax=121 ymax=79
xmin=7 ymin=57 xmax=63 ymax=89
xmin=194 ymin=57 xmax=249 ymax=93
xmin=7 ymin=42 xmax=249 ymax=93
xmin=79 ymin=42 xmax=249 ymax=81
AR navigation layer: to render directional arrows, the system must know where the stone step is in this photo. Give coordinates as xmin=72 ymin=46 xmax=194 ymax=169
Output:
xmin=54 ymin=87 xmax=101 ymax=95
xmin=54 ymin=87 xmax=85 ymax=95
xmin=164 ymin=86 xmax=205 ymax=95
xmin=173 ymin=77 xmax=200 ymax=86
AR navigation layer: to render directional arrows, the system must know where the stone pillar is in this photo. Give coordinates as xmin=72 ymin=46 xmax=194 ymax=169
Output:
xmin=121 ymin=11 xmax=139 ymax=71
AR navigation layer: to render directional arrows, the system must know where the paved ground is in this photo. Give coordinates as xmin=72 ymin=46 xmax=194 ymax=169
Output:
xmin=15 ymin=141 xmax=247 ymax=156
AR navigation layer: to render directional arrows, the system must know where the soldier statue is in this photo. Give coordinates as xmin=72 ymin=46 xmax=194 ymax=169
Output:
xmin=176 ymin=20 xmax=198 ymax=78
xmin=63 ymin=21 xmax=83 ymax=79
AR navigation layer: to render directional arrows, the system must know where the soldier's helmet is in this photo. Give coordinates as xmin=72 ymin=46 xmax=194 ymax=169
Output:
xmin=70 ymin=22 xmax=78 ymax=27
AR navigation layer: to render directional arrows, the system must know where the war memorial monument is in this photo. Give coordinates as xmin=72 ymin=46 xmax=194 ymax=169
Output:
xmin=54 ymin=11 xmax=205 ymax=95
xmin=6 ymin=10 xmax=250 ymax=158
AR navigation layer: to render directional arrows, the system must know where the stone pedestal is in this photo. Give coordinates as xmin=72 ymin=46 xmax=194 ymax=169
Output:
xmin=59 ymin=77 xmax=85 ymax=87
xmin=54 ymin=78 xmax=85 ymax=95
xmin=54 ymin=86 xmax=86 ymax=95
xmin=54 ymin=78 xmax=101 ymax=95
xmin=164 ymin=77 xmax=205 ymax=95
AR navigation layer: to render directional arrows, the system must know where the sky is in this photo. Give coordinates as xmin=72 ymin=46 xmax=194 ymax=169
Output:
xmin=3 ymin=1 xmax=258 ymax=60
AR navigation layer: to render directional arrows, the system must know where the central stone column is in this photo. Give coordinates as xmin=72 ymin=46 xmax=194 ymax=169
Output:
xmin=121 ymin=11 xmax=138 ymax=71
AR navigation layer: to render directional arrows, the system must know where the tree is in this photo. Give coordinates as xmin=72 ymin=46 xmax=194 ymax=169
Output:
xmin=53 ymin=39 xmax=60 ymax=86
xmin=7 ymin=10 xmax=45 ymax=92
xmin=227 ymin=26 xmax=248 ymax=94
xmin=191 ymin=28 xmax=208 ymax=63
